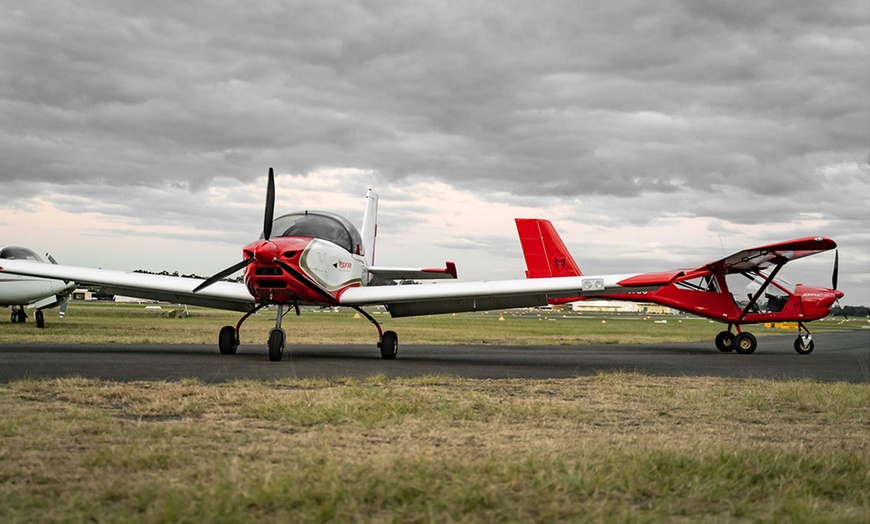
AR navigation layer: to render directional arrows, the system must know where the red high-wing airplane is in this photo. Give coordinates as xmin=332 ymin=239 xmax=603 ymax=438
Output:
xmin=516 ymin=218 xmax=844 ymax=355
xmin=0 ymin=169 xmax=675 ymax=361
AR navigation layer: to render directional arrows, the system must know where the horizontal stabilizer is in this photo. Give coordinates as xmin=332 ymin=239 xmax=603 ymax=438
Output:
xmin=368 ymin=262 xmax=457 ymax=281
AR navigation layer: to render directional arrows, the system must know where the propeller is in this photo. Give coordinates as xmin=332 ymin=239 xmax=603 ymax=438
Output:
xmin=192 ymin=258 xmax=253 ymax=293
xmin=193 ymin=168 xmax=276 ymax=293
xmin=832 ymin=249 xmax=847 ymax=320
xmin=263 ymin=167 xmax=275 ymax=241
xmin=47 ymin=252 xmax=72 ymax=316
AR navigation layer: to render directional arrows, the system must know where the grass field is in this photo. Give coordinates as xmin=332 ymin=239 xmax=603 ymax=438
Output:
xmin=1 ymin=303 xmax=868 ymax=522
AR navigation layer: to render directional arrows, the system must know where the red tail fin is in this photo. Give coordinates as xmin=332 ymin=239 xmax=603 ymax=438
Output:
xmin=515 ymin=219 xmax=582 ymax=278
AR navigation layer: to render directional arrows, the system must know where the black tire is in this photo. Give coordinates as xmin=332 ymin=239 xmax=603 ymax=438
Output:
xmin=219 ymin=325 xmax=238 ymax=355
xmin=714 ymin=331 xmax=734 ymax=352
xmin=733 ymin=332 xmax=757 ymax=355
xmin=268 ymin=328 xmax=285 ymax=362
xmin=11 ymin=311 xmax=18 ymax=323
xmin=35 ymin=310 xmax=45 ymax=329
xmin=380 ymin=331 xmax=398 ymax=360
xmin=794 ymin=336 xmax=814 ymax=355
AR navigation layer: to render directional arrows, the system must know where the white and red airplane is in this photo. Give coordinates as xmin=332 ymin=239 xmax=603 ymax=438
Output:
xmin=0 ymin=169 xmax=676 ymax=360
xmin=0 ymin=246 xmax=76 ymax=328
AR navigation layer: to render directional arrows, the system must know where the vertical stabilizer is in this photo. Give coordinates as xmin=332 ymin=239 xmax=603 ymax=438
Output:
xmin=360 ymin=189 xmax=379 ymax=266
xmin=515 ymin=218 xmax=582 ymax=278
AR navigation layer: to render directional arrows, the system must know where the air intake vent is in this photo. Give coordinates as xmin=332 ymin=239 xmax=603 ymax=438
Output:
xmin=257 ymin=279 xmax=287 ymax=289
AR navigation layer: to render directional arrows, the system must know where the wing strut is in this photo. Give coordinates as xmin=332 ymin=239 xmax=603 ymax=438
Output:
xmin=737 ymin=264 xmax=784 ymax=321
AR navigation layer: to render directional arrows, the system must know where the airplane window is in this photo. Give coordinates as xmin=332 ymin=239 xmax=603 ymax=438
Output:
xmin=264 ymin=211 xmax=363 ymax=254
xmin=0 ymin=247 xmax=43 ymax=262
xmin=725 ymin=272 xmax=792 ymax=312
xmin=675 ymin=275 xmax=719 ymax=293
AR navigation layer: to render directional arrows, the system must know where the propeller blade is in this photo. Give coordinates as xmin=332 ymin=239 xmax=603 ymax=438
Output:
xmin=832 ymin=249 xmax=839 ymax=290
xmin=193 ymin=258 xmax=253 ymax=293
xmin=835 ymin=298 xmax=848 ymax=320
xmin=59 ymin=297 xmax=68 ymax=318
xmin=46 ymin=253 xmax=72 ymax=284
xmin=263 ymin=167 xmax=276 ymax=241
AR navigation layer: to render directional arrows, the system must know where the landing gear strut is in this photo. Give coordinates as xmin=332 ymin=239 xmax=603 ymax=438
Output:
xmin=353 ymin=307 xmax=398 ymax=359
xmin=216 ymin=304 xmax=399 ymax=361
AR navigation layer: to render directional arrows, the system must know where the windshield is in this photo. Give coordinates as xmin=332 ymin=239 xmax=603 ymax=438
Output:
xmin=0 ymin=246 xmax=43 ymax=262
xmin=264 ymin=211 xmax=363 ymax=254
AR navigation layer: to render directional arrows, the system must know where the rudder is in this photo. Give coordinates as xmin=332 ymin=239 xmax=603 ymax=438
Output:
xmin=515 ymin=218 xmax=582 ymax=278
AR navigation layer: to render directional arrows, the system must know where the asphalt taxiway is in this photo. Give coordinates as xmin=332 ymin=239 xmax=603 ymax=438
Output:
xmin=0 ymin=331 xmax=867 ymax=383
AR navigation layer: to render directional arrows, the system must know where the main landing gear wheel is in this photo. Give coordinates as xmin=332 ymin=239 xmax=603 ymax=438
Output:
xmin=794 ymin=336 xmax=814 ymax=355
xmin=219 ymin=325 xmax=239 ymax=355
xmin=35 ymin=310 xmax=45 ymax=329
xmin=733 ymin=332 xmax=757 ymax=355
xmin=11 ymin=308 xmax=26 ymax=323
xmin=268 ymin=328 xmax=285 ymax=362
xmin=714 ymin=331 xmax=734 ymax=352
xmin=379 ymin=330 xmax=398 ymax=360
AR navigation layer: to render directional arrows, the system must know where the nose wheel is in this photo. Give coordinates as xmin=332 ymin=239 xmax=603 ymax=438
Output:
xmin=794 ymin=323 xmax=814 ymax=355
xmin=268 ymin=328 xmax=285 ymax=361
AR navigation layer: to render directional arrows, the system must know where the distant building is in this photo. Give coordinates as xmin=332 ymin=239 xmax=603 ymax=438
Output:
xmin=113 ymin=295 xmax=159 ymax=304
xmin=72 ymin=289 xmax=95 ymax=301
xmin=571 ymin=300 xmax=675 ymax=314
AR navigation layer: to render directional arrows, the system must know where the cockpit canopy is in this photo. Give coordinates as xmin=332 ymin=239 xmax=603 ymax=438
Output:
xmin=0 ymin=246 xmax=44 ymax=262
xmin=264 ymin=211 xmax=364 ymax=255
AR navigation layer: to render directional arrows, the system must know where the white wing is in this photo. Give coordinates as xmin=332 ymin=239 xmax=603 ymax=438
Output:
xmin=0 ymin=260 xmax=254 ymax=312
xmin=1 ymin=260 xmax=675 ymax=318
xmin=339 ymin=273 xmax=665 ymax=317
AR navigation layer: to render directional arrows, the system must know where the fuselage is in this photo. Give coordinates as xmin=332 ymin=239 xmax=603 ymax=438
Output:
xmin=0 ymin=246 xmax=76 ymax=307
xmin=594 ymin=273 xmax=842 ymax=324
xmin=240 ymin=211 xmax=368 ymax=306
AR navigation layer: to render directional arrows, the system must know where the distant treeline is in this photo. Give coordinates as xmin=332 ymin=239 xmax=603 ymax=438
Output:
xmin=831 ymin=305 xmax=869 ymax=318
xmin=133 ymin=269 xmax=244 ymax=283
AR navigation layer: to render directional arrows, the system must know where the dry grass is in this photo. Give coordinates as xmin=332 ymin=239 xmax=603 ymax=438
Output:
xmin=1 ymin=374 xmax=867 ymax=522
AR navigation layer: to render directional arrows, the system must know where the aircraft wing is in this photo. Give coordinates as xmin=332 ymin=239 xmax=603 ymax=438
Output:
xmin=368 ymin=262 xmax=458 ymax=281
xmin=0 ymin=260 xmax=254 ymax=312
xmin=705 ymin=237 xmax=837 ymax=273
xmin=338 ymin=272 xmax=676 ymax=317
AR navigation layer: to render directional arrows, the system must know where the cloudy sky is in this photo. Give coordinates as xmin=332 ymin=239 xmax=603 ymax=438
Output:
xmin=1 ymin=1 xmax=868 ymax=306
